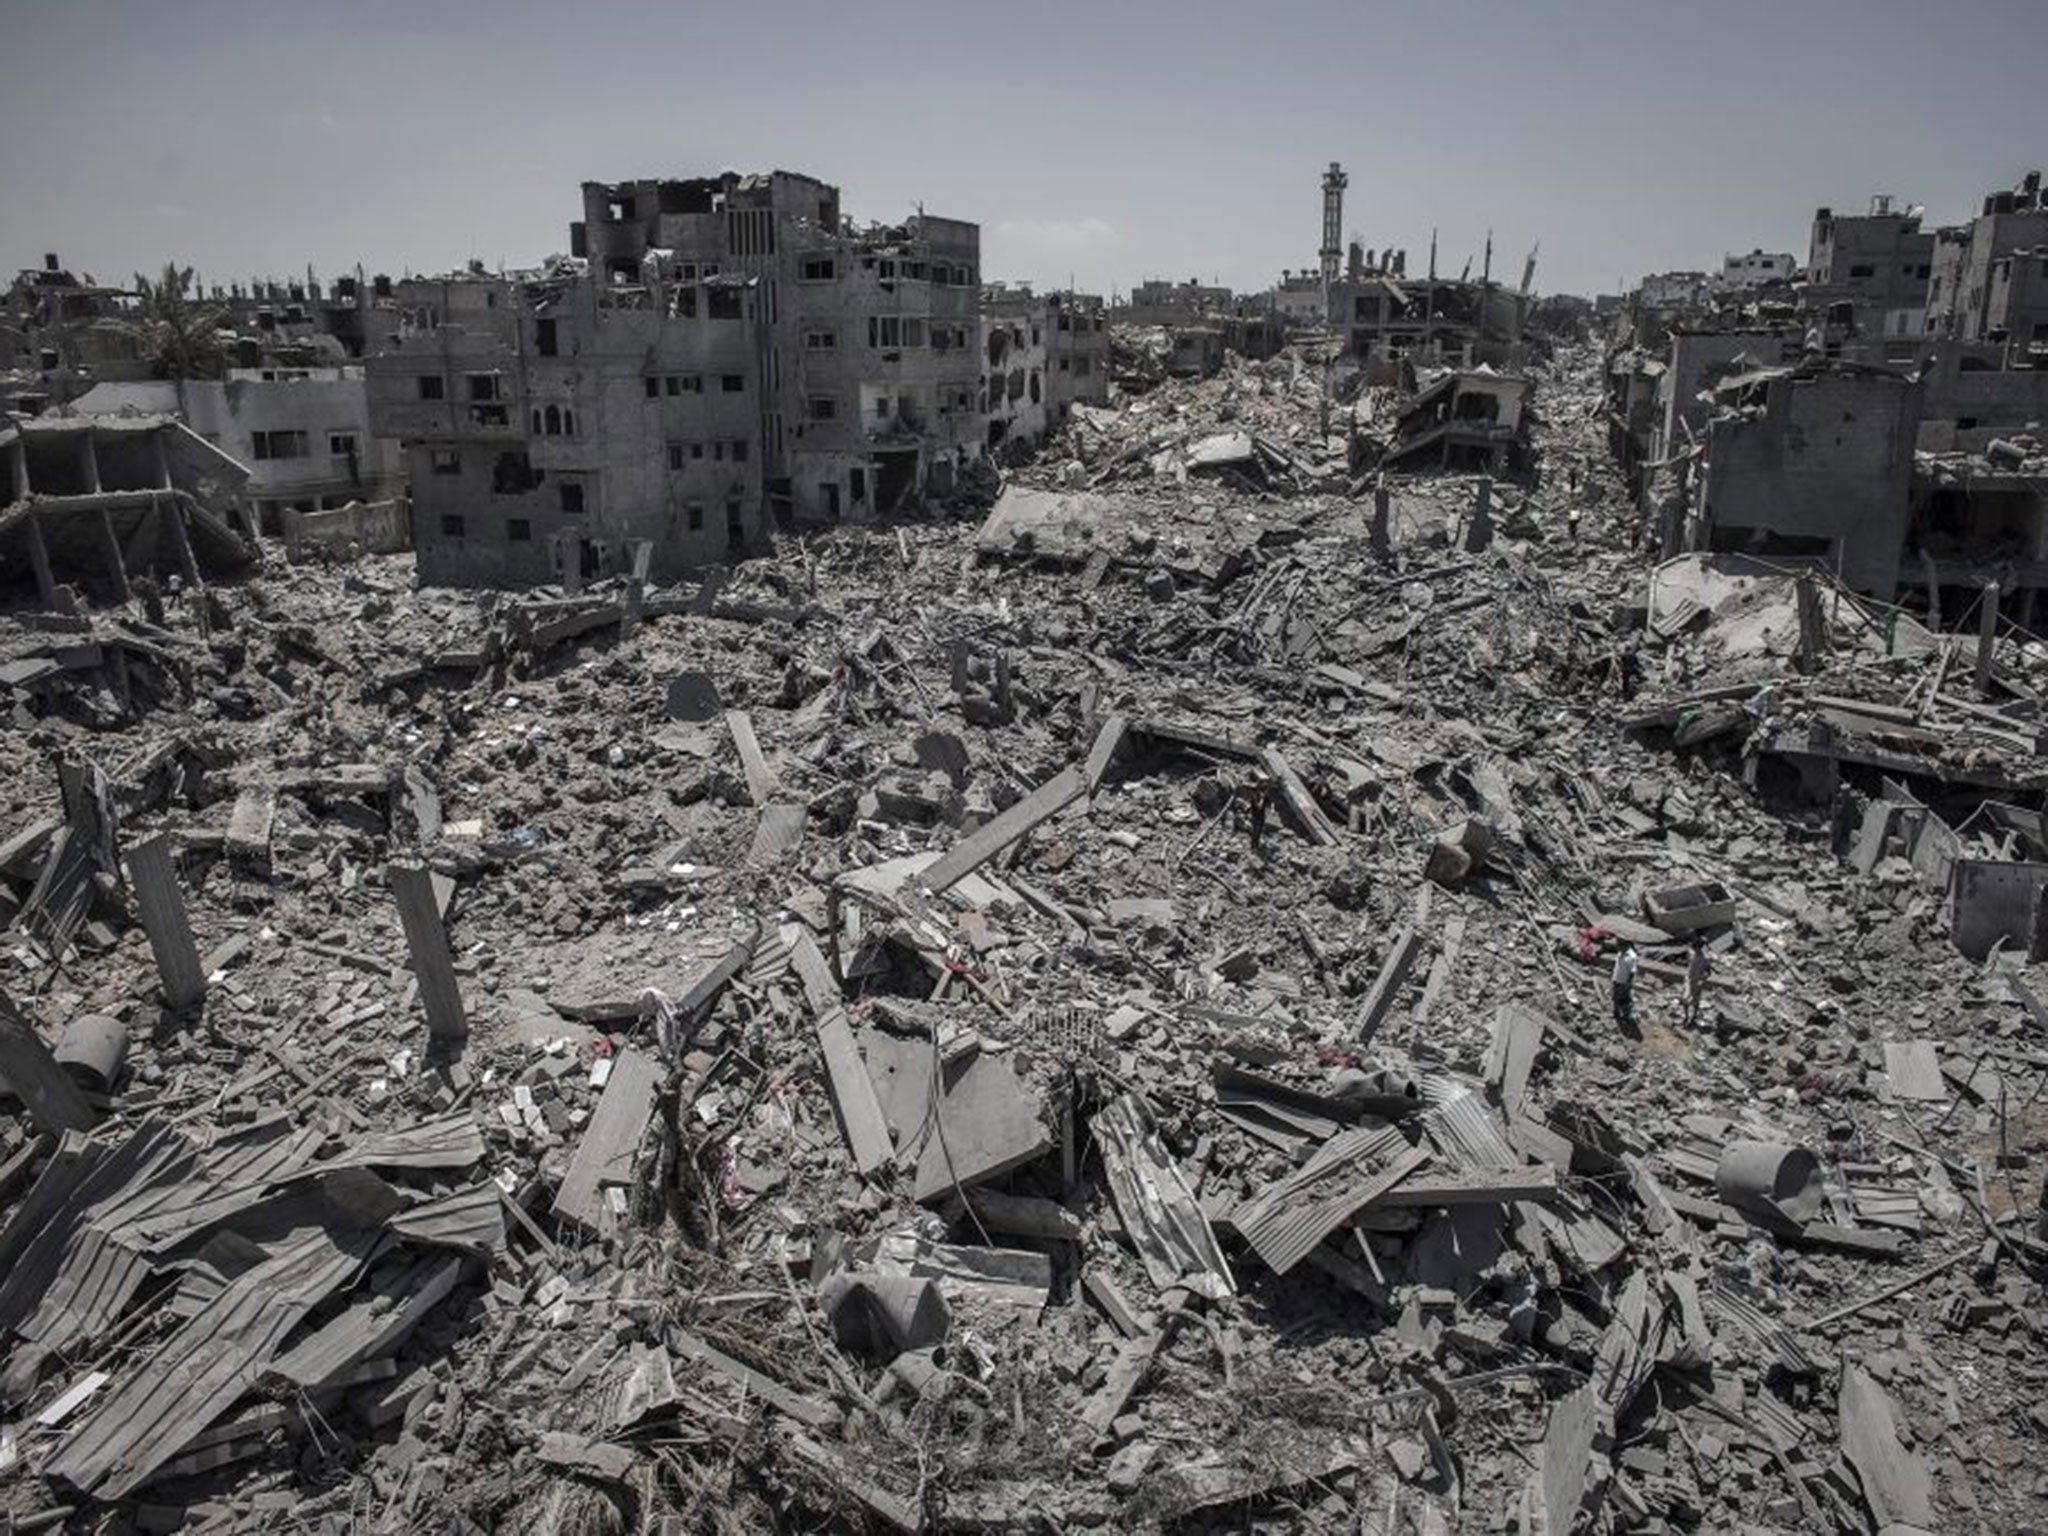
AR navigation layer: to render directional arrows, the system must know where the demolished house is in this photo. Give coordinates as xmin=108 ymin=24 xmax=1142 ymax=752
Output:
xmin=0 ymin=414 xmax=257 ymax=607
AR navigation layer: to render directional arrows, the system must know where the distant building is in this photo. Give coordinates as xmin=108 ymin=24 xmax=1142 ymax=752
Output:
xmin=1271 ymin=271 xmax=1328 ymax=329
xmin=1805 ymin=197 xmax=1934 ymax=340
xmin=1044 ymin=290 xmax=1109 ymax=426
xmin=1926 ymin=172 xmax=2048 ymax=346
xmin=1721 ymin=250 xmax=1797 ymax=289
xmin=980 ymin=283 xmax=1049 ymax=454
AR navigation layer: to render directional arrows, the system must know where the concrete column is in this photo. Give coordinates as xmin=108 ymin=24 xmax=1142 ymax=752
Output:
xmin=128 ymin=834 xmax=206 ymax=1009
xmin=1976 ymin=580 xmax=2001 ymax=695
xmin=1370 ymin=476 xmax=1392 ymax=562
xmin=96 ymin=508 xmax=131 ymax=603
xmin=389 ymin=860 xmax=466 ymax=1042
xmin=1463 ymin=475 xmax=1494 ymax=553
xmin=23 ymin=512 xmax=58 ymax=609
xmin=164 ymin=499 xmax=203 ymax=588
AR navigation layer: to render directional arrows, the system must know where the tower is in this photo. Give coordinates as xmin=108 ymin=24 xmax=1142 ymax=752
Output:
xmin=1319 ymin=162 xmax=1348 ymax=289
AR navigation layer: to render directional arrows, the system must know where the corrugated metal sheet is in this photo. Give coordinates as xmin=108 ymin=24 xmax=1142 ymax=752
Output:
xmin=388 ymin=1182 xmax=505 ymax=1255
xmin=45 ymin=1224 xmax=374 ymax=1498
xmin=1094 ymin=1094 xmax=1234 ymax=1301
xmin=1419 ymin=1078 xmax=1518 ymax=1171
xmin=328 ymin=1111 xmax=485 ymax=1171
xmin=1231 ymin=1125 xmax=1426 ymax=1275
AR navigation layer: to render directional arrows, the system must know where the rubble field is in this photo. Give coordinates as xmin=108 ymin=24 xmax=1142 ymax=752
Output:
xmin=5 ymin=339 xmax=2048 ymax=1535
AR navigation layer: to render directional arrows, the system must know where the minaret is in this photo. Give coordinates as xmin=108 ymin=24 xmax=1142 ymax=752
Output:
xmin=1319 ymin=162 xmax=1348 ymax=289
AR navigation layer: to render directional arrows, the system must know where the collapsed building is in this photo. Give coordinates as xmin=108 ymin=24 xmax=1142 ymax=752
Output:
xmin=0 ymin=414 xmax=257 ymax=606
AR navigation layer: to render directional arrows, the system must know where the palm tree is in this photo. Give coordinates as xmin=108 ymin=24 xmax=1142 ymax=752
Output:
xmin=126 ymin=262 xmax=228 ymax=379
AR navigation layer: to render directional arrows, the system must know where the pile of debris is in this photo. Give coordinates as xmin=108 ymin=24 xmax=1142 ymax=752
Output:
xmin=0 ymin=339 xmax=2043 ymax=1533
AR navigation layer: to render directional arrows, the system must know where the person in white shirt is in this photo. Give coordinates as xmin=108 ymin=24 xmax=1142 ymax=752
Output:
xmin=1611 ymin=944 xmax=1639 ymax=1030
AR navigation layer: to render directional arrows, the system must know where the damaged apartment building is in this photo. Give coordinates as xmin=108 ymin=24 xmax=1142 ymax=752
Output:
xmin=366 ymin=171 xmax=986 ymax=586
xmin=980 ymin=284 xmax=1109 ymax=456
xmin=372 ymin=171 xmax=987 ymax=585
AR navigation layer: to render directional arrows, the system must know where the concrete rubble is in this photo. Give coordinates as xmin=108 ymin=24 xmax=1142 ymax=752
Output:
xmin=4 ymin=325 xmax=2048 ymax=1536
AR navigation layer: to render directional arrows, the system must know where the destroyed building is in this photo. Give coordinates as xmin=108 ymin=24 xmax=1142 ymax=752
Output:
xmin=979 ymin=282 xmax=1050 ymax=455
xmin=1804 ymin=195 xmax=1936 ymax=343
xmin=1679 ymin=359 xmax=1921 ymax=594
xmin=575 ymin=171 xmax=984 ymax=526
xmin=0 ymin=414 xmax=257 ymax=605
xmin=1926 ymin=171 xmax=2048 ymax=349
xmin=366 ymin=265 xmax=766 ymax=587
xmin=65 ymin=371 xmax=406 ymax=535
xmin=1042 ymin=290 xmax=1109 ymax=428
xmin=1720 ymin=249 xmax=1798 ymax=289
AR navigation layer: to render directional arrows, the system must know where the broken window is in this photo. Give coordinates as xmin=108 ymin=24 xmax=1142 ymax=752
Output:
xmin=804 ymin=328 xmax=837 ymax=350
xmin=559 ymin=482 xmax=585 ymax=514
xmin=440 ymin=514 xmax=466 ymax=537
xmin=508 ymin=518 xmax=532 ymax=541
xmin=429 ymin=449 xmax=461 ymax=475
xmin=801 ymin=257 xmax=837 ymax=282
xmin=1848 ymin=264 xmax=1875 ymax=278
xmin=536 ymin=318 xmax=558 ymax=356
xmin=721 ymin=374 xmax=745 ymax=393
xmin=1075 ymin=355 xmax=1092 ymax=376
xmin=1029 ymin=371 xmax=1041 ymax=404
xmin=646 ymin=377 xmax=661 ymax=399
xmin=418 ymin=375 xmax=446 ymax=401
xmin=466 ymin=373 xmax=502 ymax=402
xmin=730 ymin=438 xmax=749 ymax=462
xmin=686 ymin=503 xmax=704 ymax=531
xmin=544 ymin=405 xmax=561 ymax=436
xmin=903 ymin=319 xmax=926 ymax=348
xmin=328 ymin=432 xmax=358 ymax=457
xmin=492 ymin=451 xmax=540 ymax=492
xmin=725 ymin=498 xmax=743 ymax=542
xmin=251 ymin=430 xmax=309 ymax=460
xmin=807 ymin=396 xmax=838 ymax=422
xmin=668 ymin=443 xmax=686 ymax=470
xmin=821 ymin=482 xmax=841 ymax=519
xmin=665 ymin=376 xmax=680 ymax=396
xmin=708 ymin=286 xmax=742 ymax=320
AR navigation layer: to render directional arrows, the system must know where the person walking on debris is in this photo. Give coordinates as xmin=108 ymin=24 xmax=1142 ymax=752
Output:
xmin=1684 ymin=936 xmax=1710 ymax=1028
xmin=1243 ymin=770 xmax=1278 ymax=849
xmin=1611 ymin=943 xmax=1639 ymax=1031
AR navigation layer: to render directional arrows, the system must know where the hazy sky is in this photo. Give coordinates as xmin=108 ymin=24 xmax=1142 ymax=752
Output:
xmin=3 ymin=0 xmax=2045 ymax=300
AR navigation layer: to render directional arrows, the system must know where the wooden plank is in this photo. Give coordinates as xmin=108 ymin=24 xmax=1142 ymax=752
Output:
xmin=0 ymin=989 xmax=96 ymax=1135
xmin=552 ymin=1047 xmax=662 ymax=1231
xmin=788 ymin=934 xmax=892 ymax=1176
xmin=725 ymin=710 xmax=776 ymax=807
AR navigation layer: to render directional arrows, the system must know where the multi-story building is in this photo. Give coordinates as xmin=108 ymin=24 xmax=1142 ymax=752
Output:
xmin=1 ymin=255 xmax=151 ymax=415
xmin=367 ymin=264 xmax=766 ymax=588
xmin=1270 ymin=271 xmax=1328 ymax=330
xmin=1721 ymin=250 xmax=1797 ymax=289
xmin=574 ymin=171 xmax=982 ymax=524
xmin=1925 ymin=172 xmax=2048 ymax=345
xmin=980 ymin=283 xmax=1049 ymax=454
xmin=1045 ymin=291 xmax=1109 ymax=426
xmin=1804 ymin=197 xmax=1935 ymax=340
xmin=65 ymin=369 xmax=404 ymax=532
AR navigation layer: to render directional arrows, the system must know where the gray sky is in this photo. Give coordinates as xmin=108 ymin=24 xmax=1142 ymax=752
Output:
xmin=4 ymin=0 xmax=2045 ymax=300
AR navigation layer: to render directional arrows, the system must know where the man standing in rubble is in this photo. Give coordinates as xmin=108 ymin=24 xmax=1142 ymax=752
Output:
xmin=1683 ymin=937 xmax=1710 ymax=1028
xmin=1611 ymin=943 xmax=1639 ymax=1032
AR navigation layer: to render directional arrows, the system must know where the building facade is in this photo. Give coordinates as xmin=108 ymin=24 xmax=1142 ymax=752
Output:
xmin=1044 ymin=291 xmax=1109 ymax=426
xmin=980 ymin=283 xmax=1049 ymax=454
xmin=1925 ymin=173 xmax=2048 ymax=344
xmin=367 ymin=266 xmax=766 ymax=588
xmin=68 ymin=370 xmax=404 ymax=531
xmin=1805 ymin=198 xmax=1934 ymax=340
xmin=574 ymin=171 xmax=982 ymax=524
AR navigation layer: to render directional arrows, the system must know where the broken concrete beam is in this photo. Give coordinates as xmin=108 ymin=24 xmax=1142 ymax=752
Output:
xmin=1356 ymin=926 xmax=1423 ymax=1046
xmin=552 ymin=1047 xmax=662 ymax=1232
xmin=725 ymin=710 xmax=775 ymax=806
xmin=920 ymin=765 xmax=1085 ymax=895
xmin=125 ymin=834 xmax=205 ymax=1010
xmin=0 ymin=989 xmax=96 ymax=1135
xmin=387 ymin=860 xmax=466 ymax=1042
xmin=957 ymin=1188 xmax=1084 ymax=1242
xmin=224 ymin=787 xmax=275 ymax=872
xmin=1258 ymin=745 xmax=1339 ymax=845
xmin=788 ymin=933 xmax=893 ymax=1176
